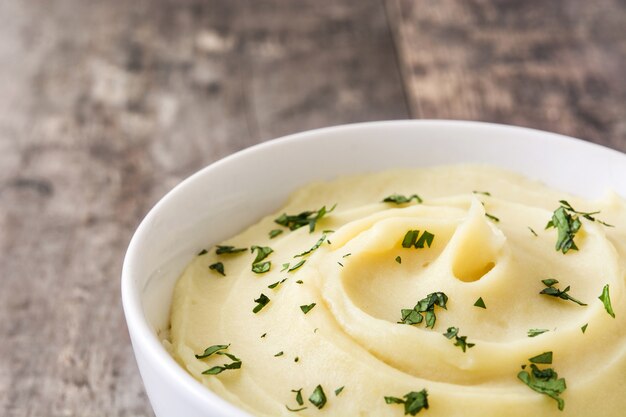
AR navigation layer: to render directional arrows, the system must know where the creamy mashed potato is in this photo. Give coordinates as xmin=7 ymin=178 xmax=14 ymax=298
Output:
xmin=167 ymin=165 xmax=626 ymax=417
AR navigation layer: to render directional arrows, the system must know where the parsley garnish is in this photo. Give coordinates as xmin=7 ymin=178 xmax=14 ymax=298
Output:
xmin=292 ymin=388 xmax=304 ymax=405
xmin=274 ymin=351 xmax=284 ymax=357
xmin=252 ymin=261 xmax=271 ymax=274
xmin=529 ymin=351 xmax=553 ymax=364
xmin=260 ymin=333 xmax=267 ymax=338
xmin=401 ymin=230 xmax=435 ymax=249
xmin=209 ymin=262 xmax=225 ymax=276
xmin=598 ymin=284 xmax=615 ymax=318
xmin=308 ymin=385 xmax=327 ymax=409
xmin=546 ymin=200 xmax=612 ymax=254
xmin=581 ymin=323 xmax=588 ymax=333
xmin=485 ymin=213 xmax=500 ymax=222
xmin=443 ymin=327 xmax=475 ymax=352
xmin=382 ymin=194 xmax=423 ymax=204
xmin=252 ymin=293 xmax=270 ymax=313
xmin=300 ymin=303 xmax=316 ymax=314
xmin=474 ymin=297 xmax=486 ymax=309
xmin=268 ymin=278 xmax=287 ymax=289
xmin=288 ymin=259 xmax=305 ymax=272
xmin=216 ymin=245 xmax=247 ymax=255
xmin=251 ymin=245 xmax=273 ymax=263
xmin=195 ymin=344 xmax=229 ymax=359
xmin=281 ymin=263 xmax=290 ymax=272
xmin=395 ymin=256 xmax=402 ymax=264
xmin=528 ymin=328 xmax=549 ymax=337
xmin=528 ymin=227 xmax=538 ymax=237
xmin=269 ymin=229 xmax=283 ymax=239
xmin=294 ymin=356 xmax=299 ymax=363
xmin=518 ymin=360 xmax=566 ymax=411
xmin=200 ymin=349 xmax=242 ymax=375
xmin=295 ymin=234 xmax=327 ymax=258
xmin=540 ymin=279 xmax=587 ymax=306
xmin=473 ymin=190 xmax=491 ymax=196
xmin=384 ymin=389 xmax=429 ymax=415
xmin=285 ymin=405 xmax=307 ymax=412
xmin=275 ymin=204 xmax=336 ymax=233
xmin=335 ymin=386 xmax=344 ymax=396
xmin=296 ymin=280 xmax=303 ymax=284
xmin=399 ymin=292 xmax=448 ymax=328
xmin=198 ymin=249 xmax=208 ymax=256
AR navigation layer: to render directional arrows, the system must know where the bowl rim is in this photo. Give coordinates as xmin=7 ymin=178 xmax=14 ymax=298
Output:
xmin=121 ymin=119 xmax=624 ymax=415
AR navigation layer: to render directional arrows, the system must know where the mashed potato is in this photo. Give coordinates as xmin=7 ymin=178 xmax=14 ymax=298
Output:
xmin=167 ymin=165 xmax=626 ymax=416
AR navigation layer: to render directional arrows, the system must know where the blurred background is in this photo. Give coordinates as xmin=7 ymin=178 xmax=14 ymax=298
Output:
xmin=0 ymin=1 xmax=624 ymax=416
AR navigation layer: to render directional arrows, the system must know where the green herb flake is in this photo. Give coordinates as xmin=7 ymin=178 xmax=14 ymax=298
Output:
xmin=399 ymin=292 xmax=448 ymax=329
xmin=209 ymin=262 xmax=225 ymax=276
xmin=529 ymin=351 xmax=553 ymax=364
xmin=251 ymin=245 xmax=273 ymax=263
xmin=292 ymin=388 xmax=304 ymax=406
xmin=268 ymin=278 xmax=287 ymax=289
xmin=274 ymin=351 xmax=284 ymax=357
xmin=382 ymin=193 xmax=423 ymax=204
xmin=518 ymin=363 xmax=566 ymax=411
xmin=285 ymin=405 xmax=307 ymax=412
xmin=200 ymin=347 xmax=242 ymax=375
xmin=295 ymin=234 xmax=327 ymax=258
xmin=300 ymin=303 xmax=316 ymax=314
xmin=252 ymin=293 xmax=270 ymax=314
xmin=252 ymin=261 xmax=271 ymax=274
xmin=401 ymin=230 xmax=435 ymax=249
xmin=337 ymin=262 xmax=344 ymax=267
xmin=528 ymin=329 xmax=549 ymax=337
xmin=281 ymin=263 xmax=290 ymax=272
xmin=581 ymin=323 xmax=588 ymax=333
xmin=343 ymin=253 xmax=352 ymax=258
xmin=598 ymin=284 xmax=615 ymax=318
xmin=275 ymin=204 xmax=336 ymax=233
xmin=473 ymin=190 xmax=491 ymax=196
xmin=384 ymin=389 xmax=429 ymax=415
xmin=269 ymin=229 xmax=283 ymax=239
xmin=529 ymin=227 xmax=538 ymax=237
xmin=474 ymin=297 xmax=486 ymax=309
xmin=260 ymin=332 xmax=267 ymax=338
xmin=540 ymin=279 xmax=587 ymax=306
xmin=395 ymin=256 xmax=402 ymax=264
xmin=296 ymin=280 xmax=303 ymax=284
xmin=443 ymin=327 xmax=475 ymax=352
xmin=294 ymin=356 xmax=299 ymax=363
xmin=308 ymin=385 xmax=327 ymax=409
xmin=288 ymin=259 xmax=305 ymax=272
xmin=195 ymin=344 xmax=230 ymax=359
xmin=197 ymin=249 xmax=208 ymax=256
xmin=215 ymin=245 xmax=247 ymax=255
xmin=485 ymin=213 xmax=500 ymax=222
xmin=335 ymin=386 xmax=344 ymax=396
xmin=546 ymin=200 xmax=613 ymax=254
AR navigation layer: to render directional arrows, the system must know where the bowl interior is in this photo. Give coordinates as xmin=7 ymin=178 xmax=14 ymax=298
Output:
xmin=122 ymin=120 xmax=626 ymax=414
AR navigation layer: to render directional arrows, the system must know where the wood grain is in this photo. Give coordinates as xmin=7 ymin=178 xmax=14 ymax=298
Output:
xmin=0 ymin=0 xmax=406 ymax=416
xmin=387 ymin=0 xmax=626 ymax=151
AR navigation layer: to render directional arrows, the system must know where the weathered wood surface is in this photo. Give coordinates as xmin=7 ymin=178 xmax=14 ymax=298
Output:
xmin=0 ymin=0 xmax=624 ymax=416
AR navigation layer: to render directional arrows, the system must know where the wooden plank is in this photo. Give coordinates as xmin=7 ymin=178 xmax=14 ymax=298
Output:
xmin=386 ymin=0 xmax=626 ymax=151
xmin=0 ymin=0 xmax=407 ymax=416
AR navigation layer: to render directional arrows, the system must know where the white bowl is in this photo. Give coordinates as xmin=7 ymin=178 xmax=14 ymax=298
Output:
xmin=121 ymin=120 xmax=626 ymax=417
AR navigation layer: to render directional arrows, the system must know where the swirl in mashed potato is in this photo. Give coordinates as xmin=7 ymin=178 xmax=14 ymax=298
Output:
xmin=167 ymin=165 xmax=626 ymax=417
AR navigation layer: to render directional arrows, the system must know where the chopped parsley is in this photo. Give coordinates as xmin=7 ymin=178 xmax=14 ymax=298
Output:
xmin=215 ymin=245 xmax=247 ymax=255
xmin=529 ymin=351 xmax=553 ymax=364
xmin=274 ymin=351 xmax=284 ymax=357
xmin=288 ymin=259 xmax=305 ymax=272
xmin=382 ymin=193 xmax=423 ymax=204
xmin=200 ymin=349 xmax=242 ymax=375
xmin=473 ymin=190 xmax=491 ymax=196
xmin=269 ymin=229 xmax=283 ymax=239
xmin=294 ymin=356 xmax=299 ymax=363
xmin=395 ymin=256 xmax=402 ymax=264
xmin=300 ymin=303 xmax=316 ymax=314
xmin=528 ymin=227 xmax=538 ymax=237
xmin=295 ymin=234 xmax=327 ymax=258
xmin=195 ymin=344 xmax=229 ymax=359
xmin=252 ymin=293 xmax=270 ymax=313
xmin=251 ymin=245 xmax=273 ymax=263
xmin=485 ymin=213 xmax=500 ymax=222
xmin=337 ymin=262 xmax=344 ymax=267
xmin=399 ymin=292 xmax=448 ymax=328
xmin=598 ymin=284 xmax=615 ymax=318
xmin=518 ymin=361 xmax=566 ymax=411
xmin=384 ymin=389 xmax=429 ymax=415
xmin=343 ymin=253 xmax=351 ymax=258
xmin=296 ymin=280 xmax=303 ymax=284
xmin=528 ymin=328 xmax=549 ymax=337
xmin=581 ymin=323 xmax=588 ymax=333
xmin=335 ymin=386 xmax=344 ymax=396
xmin=443 ymin=327 xmax=475 ymax=352
xmin=209 ymin=262 xmax=225 ymax=276
xmin=260 ymin=333 xmax=267 ymax=338
xmin=401 ymin=230 xmax=435 ymax=249
xmin=308 ymin=385 xmax=327 ymax=409
xmin=268 ymin=278 xmax=287 ymax=289
xmin=281 ymin=263 xmax=290 ymax=272
xmin=546 ymin=200 xmax=612 ymax=254
xmin=285 ymin=405 xmax=307 ymax=412
xmin=275 ymin=204 xmax=336 ymax=233
xmin=540 ymin=279 xmax=587 ymax=306
xmin=252 ymin=261 xmax=271 ymax=274
xmin=197 ymin=249 xmax=208 ymax=256
xmin=292 ymin=388 xmax=304 ymax=405
xmin=474 ymin=297 xmax=486 ymax=309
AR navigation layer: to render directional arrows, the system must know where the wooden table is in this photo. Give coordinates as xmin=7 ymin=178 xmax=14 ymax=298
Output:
xmin=1 ymin=1 xmax=624 ymax=416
